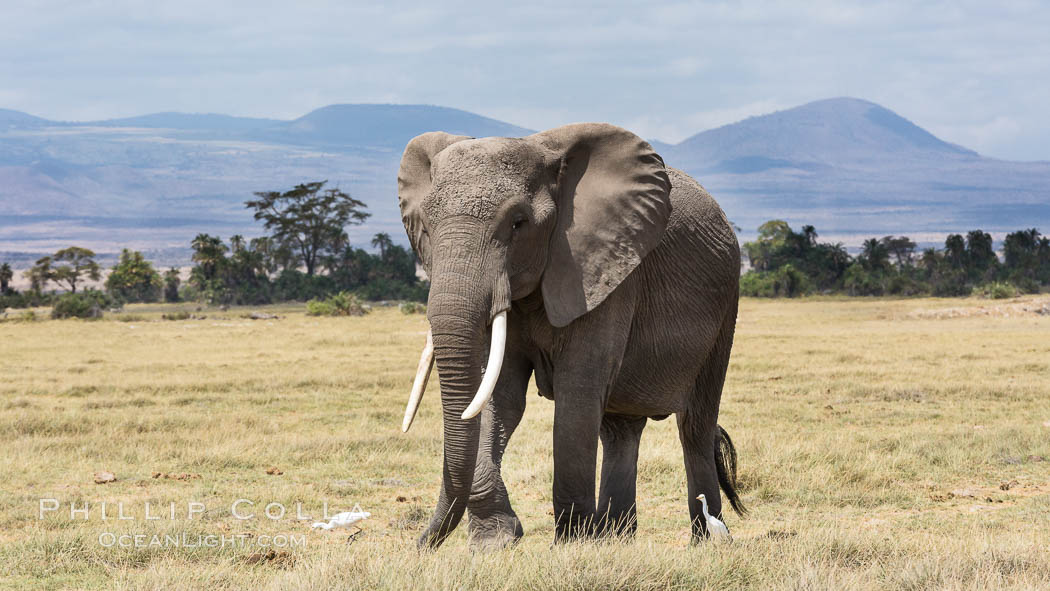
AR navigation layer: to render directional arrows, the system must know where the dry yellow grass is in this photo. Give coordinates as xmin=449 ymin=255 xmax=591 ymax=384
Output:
xmin=1 ymin=297 xmax=1048 ymax=590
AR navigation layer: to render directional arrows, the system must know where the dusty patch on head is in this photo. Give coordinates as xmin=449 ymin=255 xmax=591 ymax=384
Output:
xmin=423 ymin=138 xmax=544 ymax=220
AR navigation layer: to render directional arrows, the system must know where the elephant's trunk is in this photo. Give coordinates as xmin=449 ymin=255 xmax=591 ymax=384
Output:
xmin=417 ymin=227 xmax=509 ymax=549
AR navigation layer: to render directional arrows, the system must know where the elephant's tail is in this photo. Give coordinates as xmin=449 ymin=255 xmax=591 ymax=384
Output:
xmin=715 ymin=425 xmax=747 ymax=516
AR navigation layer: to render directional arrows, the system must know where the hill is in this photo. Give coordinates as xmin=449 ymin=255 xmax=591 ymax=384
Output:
xmin=663 ymin=98 xmax=1050 ymax=237
xmin=263 ymin=104 xmax=533 ymax=149
xmin=0 ymin=98 xmax=1047 ymax=258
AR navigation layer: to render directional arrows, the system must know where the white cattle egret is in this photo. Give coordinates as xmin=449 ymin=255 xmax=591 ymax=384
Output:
xmin=312 ymin=510 xmax=370 ymax=531
xmin=697 ymin=494 xmax=730 ymax=540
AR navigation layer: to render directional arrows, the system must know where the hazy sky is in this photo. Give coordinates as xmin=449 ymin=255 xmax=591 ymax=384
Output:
xmin=3 ymin=1 xmax=1048 ymax=160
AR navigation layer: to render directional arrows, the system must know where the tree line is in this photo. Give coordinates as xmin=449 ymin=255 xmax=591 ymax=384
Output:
xmin=741 ymin=220 xmax=1050 ymax=297
xmin=0 ymin=181 xmax=427 ymax=314
xmin=6 ymin=199 xmax=1048 ymax=314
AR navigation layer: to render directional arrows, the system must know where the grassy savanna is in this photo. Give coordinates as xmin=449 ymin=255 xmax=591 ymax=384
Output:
xmin=2 ymin=297 xmax=1049 ymax=590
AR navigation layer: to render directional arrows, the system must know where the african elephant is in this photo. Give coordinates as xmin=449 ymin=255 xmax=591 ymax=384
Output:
xmin=397 ymin=123 xmax=745 ymax=549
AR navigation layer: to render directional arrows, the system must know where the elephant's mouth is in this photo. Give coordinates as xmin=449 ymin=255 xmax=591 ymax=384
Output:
xmin=401 ymin=309 xmax=508 ymax=431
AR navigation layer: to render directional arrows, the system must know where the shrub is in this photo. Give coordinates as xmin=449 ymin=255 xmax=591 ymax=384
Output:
xmin=740 ymin=265 xmax=811 ymax=298
xmin=0 ymin=290 xmax=56 ymax=309
xmin=355 ymin=277 xmax=430 ymax=302
xmin=886 ymin=273 xmax=926 ymax=296
xmin=843 ymin=264 xmax=886 ymax=296
xmin=306 ymin=291 xmax=368 ymax=317
xmin=740 ymin=271 xmax=777 ymax=297
xmin=974 ymin=282 xmax=1019 ymax=299
xmin=178 ymin=284 xmax=201 ymax=303
xmin=274 ymin=270 xmax=336 ymax=302
xmin=162 ymin=311 xmax=191 ymax=321
xmin=305 ymin=300 xmax=334 ymax=316
xmin=399 ymin=301 xmax=426 ymax=314
xmin=51 ymin=291 xmax=113 ymax=319
xmin=931 ymin=270 xmax=972 ymax=297
xmin=1 ymin=309 xmax=39 ymax=323
xmin=1005 ymin=275 xmax=1041 ymax=295
xmin=105 ymin=249 xmax=162 ymax=302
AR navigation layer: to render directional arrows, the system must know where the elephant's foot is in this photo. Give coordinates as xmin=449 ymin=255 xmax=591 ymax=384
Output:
xmin=416 ymin=507 xmax=466 ymax=550
xmin=595 ymin=510 xmax=638 ymax=539
xmin=468 ymin=511 xmax=523 ymax=551
xmin=416 ymin=526 xmax=445 ymax=550
xmin=553 ymin=508 xmax=597 ymax=542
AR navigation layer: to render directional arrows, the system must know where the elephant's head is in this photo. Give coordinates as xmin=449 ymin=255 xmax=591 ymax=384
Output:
xmin=397 ymin=123 xmax=672 ymax=548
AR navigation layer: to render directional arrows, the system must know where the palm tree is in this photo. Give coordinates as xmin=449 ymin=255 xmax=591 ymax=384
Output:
xmin=190 ymin=234 xmax=228 ymax=282
xmin=163 ymin=268 xmax=181 ymax=302
xmin=919 ymin=248 xmax=941 ymax=278
xmin=944 ymin=234 xmax=967 ymax=269
xmin=801 ymin=225 xmax=818 ymax=246
xmin=860 ymin=238 xmax=889 ymax=271
xmin=827 ymin=243 xmax=850 ymax=275
xmin=371 ymin=233 xmax=394 ymax=261
xmin=0 ymin=263 xmax=12 ymax=293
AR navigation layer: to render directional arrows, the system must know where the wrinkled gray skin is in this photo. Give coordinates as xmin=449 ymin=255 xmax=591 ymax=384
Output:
xmin=398 ymin=123 xmax=740 ymax=549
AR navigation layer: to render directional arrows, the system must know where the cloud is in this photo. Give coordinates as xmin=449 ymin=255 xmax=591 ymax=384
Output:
xmin=929 ymin=116 xmax=1024 ymax=158
xmin=1 ymin=0 xmax=1049 ymax=159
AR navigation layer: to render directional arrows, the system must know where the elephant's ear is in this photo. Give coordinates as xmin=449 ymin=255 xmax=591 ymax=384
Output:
xmin=398 ymin=132 xmax=472 ymax=257
xmin=531 ymin=123 xmax=671 ymax=327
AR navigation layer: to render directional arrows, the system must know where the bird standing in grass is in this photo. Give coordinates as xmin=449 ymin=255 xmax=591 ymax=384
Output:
xmin=311 ymin=510 xmax=370 ymax=531
xmin=697 ymin=494 xmax=730 ymax=540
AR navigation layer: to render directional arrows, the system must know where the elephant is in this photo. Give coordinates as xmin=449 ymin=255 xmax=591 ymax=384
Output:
xmin=397 ymin=122 xmax=745 ymax=550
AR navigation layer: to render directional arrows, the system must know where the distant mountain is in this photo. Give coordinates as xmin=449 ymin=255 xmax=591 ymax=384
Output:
xmin=0 ymin=108 xmax=50 ymax=128
xmin=672 ymin=98 xmax=975 ymax=174
xmin=265 ymin=104 xmax=533 ymax=149
xmin=91 ymin=112 xmax=281 ymax=132
xmin=661 ymin=98 xmax=1050 ymax=236
xmin=0 ymin=98 xmax=1047 ymax=259
xmin=0 ymin=104 xmax=537 ymax=256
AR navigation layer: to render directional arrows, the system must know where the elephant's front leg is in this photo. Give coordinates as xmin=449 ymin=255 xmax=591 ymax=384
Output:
xmin=550 ymin=304 xmax=633 ymax=542
xmin=551 ymin=390 xmax=604 ymax=540
xmin=467 ymin=351 xmax=531 ymax=550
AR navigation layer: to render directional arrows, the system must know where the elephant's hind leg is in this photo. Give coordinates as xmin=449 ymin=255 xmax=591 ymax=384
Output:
xmin=677 ymin=305 xmax=736 ymax=543
xmin=597 ymin=414 xmax=647 ymax=537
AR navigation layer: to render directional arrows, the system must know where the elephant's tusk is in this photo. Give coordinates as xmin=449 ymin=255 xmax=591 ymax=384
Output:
xmin=461 ymin=310 xmax=507 ymax=420
xmin=401 ymin=330 xmax=434 ymax=432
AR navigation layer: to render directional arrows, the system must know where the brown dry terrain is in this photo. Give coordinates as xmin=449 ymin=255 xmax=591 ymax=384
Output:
xmin=1 ymin=296 xmax=1048 ymax=590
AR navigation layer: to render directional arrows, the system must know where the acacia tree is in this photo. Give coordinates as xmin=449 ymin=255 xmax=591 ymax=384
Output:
xmin=245 ymin=181 xmax=370 ymax=276
xmin=52 ymin=247 xmax=101 ymax=293
xmin=880 ymin=235 xmax=917 ymax=267
xmin=25 ymin=258 xmax=50 ymax=292
xmin=25 ymin=247 xmax=100 ymax=293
